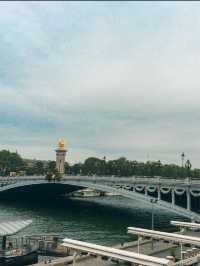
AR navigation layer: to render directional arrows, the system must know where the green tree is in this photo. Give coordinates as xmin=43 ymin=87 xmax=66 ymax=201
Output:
xmin=82 ymin=157 xmax=104 ymax=175
xmin=47 ymin=161 xmax=56 ymax=172
xmin=71 ymin=163 xmax=83 ymax=175
xmin=0 ymin=150 xmax=24 ymax=176
xmin=34 ymin=161 xmax=45 ymax=175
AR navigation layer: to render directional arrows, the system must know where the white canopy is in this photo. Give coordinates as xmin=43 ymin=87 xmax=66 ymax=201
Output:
xmin=62 ymin=238 xmax=172 ymax=266
xmin=0 ymin=220 xmax=32 ymax=236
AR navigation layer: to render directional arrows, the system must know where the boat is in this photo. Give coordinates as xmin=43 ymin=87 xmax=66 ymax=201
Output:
xmin=70 ymin=188 xmax=103 ymax=198
xmin=0 ymin=220 xmax=38 ymax=266
xmin=68 ymin=188 xmax=120 ymax=198
xmin=0 ymin=249 xmax=38 ymax=266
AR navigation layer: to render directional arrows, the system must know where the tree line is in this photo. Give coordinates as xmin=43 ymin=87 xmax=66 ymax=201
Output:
xmin=0 ymin=150 xmax=199 ymax=178
xmin=0 ymin=150 xmax=25 ymax=175
xmin=0 ymin=150 xmax=57 ymax=176
xmin=65 ymin=157 xmax=197 ymax=178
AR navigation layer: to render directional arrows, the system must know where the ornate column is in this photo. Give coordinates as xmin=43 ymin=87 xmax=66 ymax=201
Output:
xmin=55 ymin=138 xmax=67 ymax=176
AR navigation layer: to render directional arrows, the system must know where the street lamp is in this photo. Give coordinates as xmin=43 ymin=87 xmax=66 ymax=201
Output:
xmin=181 ymin=152 xmax=185 ymax=168
xmin=150 ymin=198 xmax=158 ymax=230
xmin=150 ymin=198 xmax=158 ymax=249
xmin=185 ymin=159 xmax=192 ymax=179
xmin=181 ymin=153 xmax=185 ymax=178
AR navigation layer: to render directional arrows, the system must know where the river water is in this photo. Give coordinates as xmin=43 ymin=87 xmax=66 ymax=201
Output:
xmin=0 ymin=196 xmax=186 ymax=246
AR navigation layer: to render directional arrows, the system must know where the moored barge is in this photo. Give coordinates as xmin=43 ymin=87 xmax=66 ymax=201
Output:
xmin=0 ymin=220 xmax=38 ymax=266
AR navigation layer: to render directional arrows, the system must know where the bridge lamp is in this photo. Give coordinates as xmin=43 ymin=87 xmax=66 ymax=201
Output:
xmin=181 ymin=153 xmax=185 ymax=168
xmin=150 ymin=198 xmax=158 ymax=230
xmin=185 ymin=160 xmax=192 ymax=178
xmin=150 ymin=198 xmax=158 ymax=250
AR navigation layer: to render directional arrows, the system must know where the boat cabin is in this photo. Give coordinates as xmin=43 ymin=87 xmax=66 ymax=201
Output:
xmin=0 ymin=220 xmax=38 ymax=266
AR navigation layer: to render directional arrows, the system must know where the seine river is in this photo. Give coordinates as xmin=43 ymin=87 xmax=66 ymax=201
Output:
xmin=0 ymin=196 xmax=185 ymax=246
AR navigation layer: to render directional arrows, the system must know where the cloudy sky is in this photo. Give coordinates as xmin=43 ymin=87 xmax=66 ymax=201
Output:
xmin=1 ymin=2 xmax=200 ymax=166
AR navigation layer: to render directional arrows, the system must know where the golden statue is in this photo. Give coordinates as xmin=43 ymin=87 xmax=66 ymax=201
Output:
xmin=58 ymin=138 xmax=65 ymax=149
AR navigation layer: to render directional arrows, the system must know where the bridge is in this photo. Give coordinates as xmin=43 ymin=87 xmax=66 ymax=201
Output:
xmin=0 ymin=176 xmax=200 ymax=221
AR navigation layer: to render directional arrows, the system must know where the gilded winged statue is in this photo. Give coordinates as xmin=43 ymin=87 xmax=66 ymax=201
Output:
xmin=58 ymin=138 xmax=65 ymax=149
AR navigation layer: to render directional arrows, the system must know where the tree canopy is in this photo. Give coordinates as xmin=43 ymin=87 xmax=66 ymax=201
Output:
xmin=0 ymin=150 xmax=25 ymax=175
xmin=65 ymin=156 xmax=198 ymax=179
xmin=0 ymin=149 xmax=199 ymax=179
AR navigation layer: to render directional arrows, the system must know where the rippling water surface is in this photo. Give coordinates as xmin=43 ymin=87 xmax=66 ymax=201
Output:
xmin=0 ymin=196 xmax=186 ymax=246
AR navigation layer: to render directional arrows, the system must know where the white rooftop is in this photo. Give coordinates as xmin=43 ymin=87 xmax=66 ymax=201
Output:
xmin=62 ymin=238 xmax=173 ymax=266
xmin=171 ymin=221 xmax=200 ymax=229
xmin=0 ymin=220 xmax=32 ymax=236
xmin=128 ymin=226 xmax=200 ymax=246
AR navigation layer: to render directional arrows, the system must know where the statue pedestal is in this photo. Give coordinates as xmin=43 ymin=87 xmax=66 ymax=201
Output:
xmin=55 ymin=149 xmax=67 ymax=175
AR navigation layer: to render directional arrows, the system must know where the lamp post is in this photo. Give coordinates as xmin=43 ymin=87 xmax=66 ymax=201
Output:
xmin=185 ymin=159 xmax=192 ymax=179
xmin=150 ymin=198 xmax=157 ymax=249
xmin=181 ymin=152 xmax=185 ymax=168
xmin=181 ymin=153 xmax=185 ymax=178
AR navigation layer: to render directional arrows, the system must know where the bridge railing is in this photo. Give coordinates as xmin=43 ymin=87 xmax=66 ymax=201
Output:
xmin=0 ymin=175 xmax=200 ymax=186
xmin=63 ymin=176 xmax=199 ymax=186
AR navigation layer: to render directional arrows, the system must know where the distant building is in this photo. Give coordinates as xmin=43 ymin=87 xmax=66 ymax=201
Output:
xmin=9 ymin=172 xmax=17 ymax=177
xmin=9 ymin=171 xmax=26 ymax=177
xmin=18 ymin=171 xmax=26 ymax=176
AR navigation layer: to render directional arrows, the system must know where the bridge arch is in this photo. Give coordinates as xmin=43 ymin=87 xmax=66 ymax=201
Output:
xmin=0 ymin=181 xmax=84 ymax=200
xmin=0 ymin=176 xmax=200 ymax=221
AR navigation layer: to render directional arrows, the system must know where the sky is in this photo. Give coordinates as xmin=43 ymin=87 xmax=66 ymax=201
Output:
xmin=1 ymin=1 xmax=200 ymax=167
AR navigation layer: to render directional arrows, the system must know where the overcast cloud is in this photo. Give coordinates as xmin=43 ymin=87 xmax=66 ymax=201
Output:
xmin=1 ymin=2 xmax=200 ymax=166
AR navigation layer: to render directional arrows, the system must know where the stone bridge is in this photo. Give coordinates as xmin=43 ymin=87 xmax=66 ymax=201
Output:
xmin=0 ymin=176 xmax=200 ymax=221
